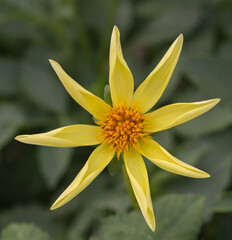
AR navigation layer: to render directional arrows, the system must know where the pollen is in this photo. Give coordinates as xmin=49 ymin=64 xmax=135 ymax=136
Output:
xmin=99 ymin=104 xmax=146 ymax=158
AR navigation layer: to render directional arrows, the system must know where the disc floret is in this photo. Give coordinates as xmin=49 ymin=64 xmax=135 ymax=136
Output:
xmin=99 ymin=104 xmax=146 ymax=157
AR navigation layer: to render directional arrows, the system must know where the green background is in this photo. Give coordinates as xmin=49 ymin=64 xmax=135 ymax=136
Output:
xmin=0 ymin=0 xmax=232 ymax=239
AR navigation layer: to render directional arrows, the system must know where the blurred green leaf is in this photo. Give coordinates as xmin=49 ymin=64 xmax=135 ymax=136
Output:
xmin=0 ymin=20 xmax=39 ymax=42
xmin=152 ymin=195 xmax=205 ymax=240
xmin=0 ymin=103 xmax=25 ymax=149
xmin=202 ymin=213 xmax=232 ymax=240
xmin=150 ymin=140 xmax=208 ymax=196
xmin=103 ymin=84 xmax=112 ymax=105
xmin=173 ymin=140 xmax=209 ymax=166
xmin=95 ymin=194 xmax=204 ymax=240
xmin=183 ymin=57 xmax=232 ymax=106
xmin=133 ymin=4 xmax=202 ymax=47
xmin=157 ymin=64 xmax=182 ymax=105
xmin=37 ymin=147 xmax=73 ymax=189
xmin=219 ymin=42 xmax=232 ymax=61
xmin=135 ymin=0 xmax=170 ymax=19
xmin=107 ymin=155 xmax=123 ymax=176
xmin=183 ymin=29 xmax=214 ymax=58
xmin=97 ymin=212 xmax=153 ymax=240
xmin=153 ymin=131 xmax=175 ymax=151
xmin=209 ymin=192 xmax=232 ymax=213
xmin=115 ymin=0 xmax=133 ymax=38
xmin=172 ymin=88 xmax=232 ymax=137
xmin=2 ymin=0 xmax=47 ymax=17
xmin=0 ymin=223 xmax=50 ymax=240
xmin=0 ymin=58 xmax=17 ymax=96
xmin=79 ymin=0 xmax=110 ymax=31
xmin=174 ymin=102 xmax=232 ymax=137
xmin=68 ymin=229 xmax=84 ymax=240
xmin=19 ymin=61 xmax=67 ymax=113
xmin=0 ymin=205 xmax=64 ymax=238
xmin=67 ymin=173 xmax=130 ymax=235
xmin=167 ymin=130 xmax=232 ymax=207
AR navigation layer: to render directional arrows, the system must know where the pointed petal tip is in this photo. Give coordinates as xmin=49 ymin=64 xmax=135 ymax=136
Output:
xmin=50 ymin=199 xmax=63 ymax=210
xmin=151 ymin=224 xmax=156 ymax=232
xmin=179 ymin=33 xmax=183 ymax=39
xmin=148 ymin=219 xmax=156 ymax=232
xmin=207 ymin=98 xmax=221 ymax=108
xmin=49 ymin=59 xmax=59 ymax=67
xmin=15 ymin=135 xmax=26 ymax=142
xmin=50 ymin=204 xmax=57 ymax=211
xmin=213 ymin=98 xmax=221 ymax=104
xmin=194 ymin=171 xmax=211 ymax=179
xmin=113 ymin=25 xmax=119 ymax=31
xmin=15 ymin=135 xmax=20 ymax=141
xmin=204 ymin=172 xmax=211 ymax=178
xmin=49 ymin=59 xmax=55 ymax=64
xmin=177 ymin=33 xmax=184 ymax=45
xmin=112 ymin=25 xmax=120 ymax=39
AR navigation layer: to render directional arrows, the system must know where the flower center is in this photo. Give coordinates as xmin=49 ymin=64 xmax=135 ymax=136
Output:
xmin=99 ymin=104 xmax=146 ymax=157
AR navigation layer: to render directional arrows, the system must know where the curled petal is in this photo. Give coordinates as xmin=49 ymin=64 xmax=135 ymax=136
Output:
xmin=49 ymin=60 xmax=111 ymax=121
xmin=51 ymin=143 xmax=114 ymax=209
xmin=138 ymin=138 xmax=210 ymax=178
xmin=124 ymin=150 xmax=155 ymax=231
xmin=109 ymin=26 xmax=134 ymax=107
xmin=15 ymin=125 xmax=101 ymax=147
xmin=145 ymin=99 xmax=220 ymax=133
xmin=133 ymin=34 xmax=183 ymax=113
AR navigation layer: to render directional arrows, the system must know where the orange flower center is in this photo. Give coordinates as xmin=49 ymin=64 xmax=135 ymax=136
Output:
xmin=99 ymin=104 xmax=146 ymax=157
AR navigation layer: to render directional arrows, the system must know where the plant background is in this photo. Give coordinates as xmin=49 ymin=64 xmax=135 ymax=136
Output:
xmin=0 ymin=0 xmax=232 ymax=239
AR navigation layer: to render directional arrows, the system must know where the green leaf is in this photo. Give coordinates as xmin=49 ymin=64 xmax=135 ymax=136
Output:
xmin=0 ymin=205 xmax=64 ymax=238
xmin=115 ymin=0 xmax=133 ymax=38
xmin=209 ymin=192 xmax=232 ymax=213
xmin=0 ymin=223 xmax=50 ymax=240
xmin=2 ymin=0 xmax=47 ymax=17
xmin=96 ymin=194 xmax=205 ymax=240
xmin=150 ymin=140 xmax=208 ymax=196
xmin=157 ymin=64 xmax=182 ymax=105
xmin=133 ymin=4 xmax=202 ymax=47
xmin=0 ymin=58 xmax=17 ymax=96
xmin=167 ymin=130 xmax=232 ymax=207
xmin=173 ymin=88 xmax=232 ymax=137
xmin=0 ymin=103 xmax=25 ymax=149
xmin=173 ymin=141 xmax=209 ymax=166
xmin=175 ymin=102 xmax=232 ymax=137
xmin=183 ymin=57 xmax=232 ymax=106
xmin=153 ymin=131 xmax=175 ymax=151
xmin=107 ymin=155 xmax=123 ymax=176
xmin=37 ymin=147 xmax=73 ymax=189
xmin=103 ymin=84 xmax=112 ymax=105
xmin=153 ymin=195 xmax=205 ymax=240
xmin=19 ymin=61 xmax=67 ymax=113
xmin=219 ymin=42 xmax=232 ymax=61
xmin=66 ymin=171 xmax=130 ymax=233
xmin=99 ymin=212 xmax=153 ymax=240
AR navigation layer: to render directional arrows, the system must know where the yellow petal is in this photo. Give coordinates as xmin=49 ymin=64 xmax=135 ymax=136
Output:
xmin=138 ymin=138 xmax=210 ymax=178
xmin=109 ymin=26 xmax=134 ymax=107
xmin=49 ymin=60 xmax=111 ymax=121
xmin=145 ymin=99 xmax=220 ymax=133
xmin=51 ymin=143 xmax=114 ymax=209
xmin=133 ymin=34 xmax=183 ymax=113
xmin=124 ymin=150 xmax=155 ymax=231
xmin=15 ymin=124 xmax=101 ymax=147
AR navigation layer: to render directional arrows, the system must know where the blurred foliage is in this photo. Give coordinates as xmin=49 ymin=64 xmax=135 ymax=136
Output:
xmin=0 ymin=0 xmax=232 ymax=239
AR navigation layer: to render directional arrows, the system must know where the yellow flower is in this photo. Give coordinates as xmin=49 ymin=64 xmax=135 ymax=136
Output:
xmin=15 ymin=26 xmax=220 ymax=231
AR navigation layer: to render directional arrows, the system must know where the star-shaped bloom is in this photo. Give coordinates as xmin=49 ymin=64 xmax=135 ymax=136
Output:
xmin=15 ymin=26 xmax=219 ymax=231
